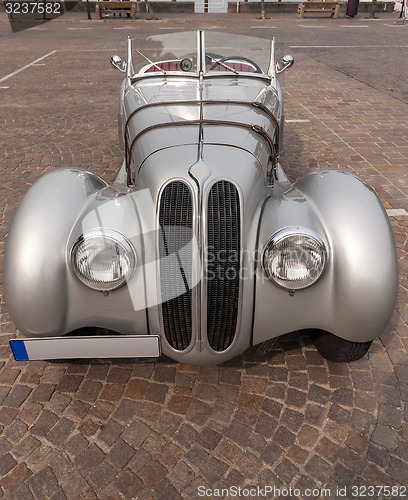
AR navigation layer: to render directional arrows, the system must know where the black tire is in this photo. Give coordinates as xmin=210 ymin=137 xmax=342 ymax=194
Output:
xmin=312 ymin=330 xmax=372 ymax=363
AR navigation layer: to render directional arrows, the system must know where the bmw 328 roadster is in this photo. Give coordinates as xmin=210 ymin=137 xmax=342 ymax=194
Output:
xmin=4 ymin=31 xmax=398 ymax=364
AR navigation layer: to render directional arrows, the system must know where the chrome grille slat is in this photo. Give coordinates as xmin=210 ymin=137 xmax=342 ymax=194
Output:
xmin=159 ymin=181 xmax=193 ymax=351
xmin=207 ymin=181 xmax=241 ymax=352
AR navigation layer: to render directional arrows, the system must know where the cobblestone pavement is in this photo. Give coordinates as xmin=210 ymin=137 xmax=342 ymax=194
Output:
xmin=0 ymin=16 xmax=408 ymax=500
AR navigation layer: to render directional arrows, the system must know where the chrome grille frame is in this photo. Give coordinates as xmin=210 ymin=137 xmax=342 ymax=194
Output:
xmin=158 ymin=181 xmax=193 ymax=351
xmin=206 ymin=181 xmax=241 ymax=352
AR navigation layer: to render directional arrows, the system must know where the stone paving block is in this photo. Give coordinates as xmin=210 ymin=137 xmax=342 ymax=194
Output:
xmin=108 ymin=439 xmax=136 ymax=470
xmin=140 ymin=459 xmax=168 ymax=488
xmin=60 ymin=469 xmax=89 ymax=500
xmin=46 ymin=417 xmax=76 ymax=446
xmin=3 ymin=385 xmax=32 ymax=408
xmin=11 ymin=435 xmax=41 ymax=461
xmin=74 ymin=444 xmax=106 ymax=477
xmin=66 ymin=400 xmax=91 ymax=421
xmin=65 ymin=433 xmax=89 ymax=459
xmin=28 ymin=467 xmax=61 ymax=499
xmin=0 ymin=453 xmax=17 ymax=478
xmin=87 ymin=461 xmax=117 ymax=490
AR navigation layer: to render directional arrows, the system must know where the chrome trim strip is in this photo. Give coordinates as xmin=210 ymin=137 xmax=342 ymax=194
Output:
xmin=126 ymin=119 xmax=276 ymax=172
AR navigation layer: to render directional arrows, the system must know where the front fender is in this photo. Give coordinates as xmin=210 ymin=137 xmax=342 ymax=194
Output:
xmin=253 ymin=170 xmax=398 ymax=344
xmin=4 ymin=169 xmax=108 ymax=336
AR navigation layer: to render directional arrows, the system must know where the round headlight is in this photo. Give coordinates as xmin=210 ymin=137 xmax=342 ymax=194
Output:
xmin=262 ymin=228 xmax=326 ymax=290
xmin=71 ymin=229 xmax=136 ymax=292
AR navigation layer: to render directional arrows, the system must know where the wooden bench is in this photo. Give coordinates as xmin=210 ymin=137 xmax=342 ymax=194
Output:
xmin=297 ymin=1 xmax=340 ymax=18
xmin=96 ymin=1 xmax=136 ymax=19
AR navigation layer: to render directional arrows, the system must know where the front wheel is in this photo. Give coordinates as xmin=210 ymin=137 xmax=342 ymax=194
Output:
xmin=312 ymin=330 xmax=372 ymax=363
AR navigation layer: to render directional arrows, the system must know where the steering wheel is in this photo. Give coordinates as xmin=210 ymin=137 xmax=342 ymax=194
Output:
xmin=208 ymin=56 xmax=263 ymax=74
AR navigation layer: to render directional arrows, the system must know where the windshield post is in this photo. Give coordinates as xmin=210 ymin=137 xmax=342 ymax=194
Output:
xmin=268 ymin=37 xmax=276 ymax=82
xmin=126 ymin=37 xmax=134 ymax=79
xmin=197 ymin=31 xmax=205 ymax=77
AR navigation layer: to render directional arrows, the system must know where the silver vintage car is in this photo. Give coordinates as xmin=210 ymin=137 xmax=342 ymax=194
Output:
xmin=4 ymin=31 xmax=398 ymax=365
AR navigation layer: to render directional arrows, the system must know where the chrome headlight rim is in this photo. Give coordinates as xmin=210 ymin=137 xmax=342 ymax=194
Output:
xmin=70 ymin=228 xmax=136 ymax=292
xmin=262 ymin=227 xmax=327 ymax=291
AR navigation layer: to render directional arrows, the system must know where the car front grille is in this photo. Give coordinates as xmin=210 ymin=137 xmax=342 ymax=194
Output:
xmin=158 ymin=180 xmax=241 ymax=353
xmin=207 ymin=181 xmax=241 ymax=352
xmin=159 ymin=181 xmax=193 ymax=351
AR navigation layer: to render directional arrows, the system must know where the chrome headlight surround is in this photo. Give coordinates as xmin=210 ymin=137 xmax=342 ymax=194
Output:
xmin=71 ymin=229 xmax=136 ymax=292
xmin=262 ymin=227 xmax=327 ymax=291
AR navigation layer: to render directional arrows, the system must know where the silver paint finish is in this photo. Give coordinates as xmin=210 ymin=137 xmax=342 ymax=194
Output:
xmin=253 ymin=170 xmax=398 ymax=344
xmin=4 ymin=31 xmax=398 ymax=364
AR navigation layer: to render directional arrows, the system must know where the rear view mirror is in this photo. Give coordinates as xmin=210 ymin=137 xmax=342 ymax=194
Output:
xmin=276 ymin=55 xmax=294 ymax=74
xmin=110 ymin=55 xmax=126 ymax=73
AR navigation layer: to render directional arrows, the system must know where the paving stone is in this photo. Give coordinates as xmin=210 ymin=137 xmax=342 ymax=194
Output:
xmin=77 ymin=380 xmax=103 ymax=403
xmin=48 ymin=393 xmax=72 ymax=413
xmin=31 ymin=410 xmax=58 ymax=437
xmin=0 ymin=407 xmax=18 ymax=426
xmin=154 ymin=365 xmax=176 ymax=383
xmin=112 ymin=399 xmax=140 ymax=422
xmin=371 ymin=425 xmax=399 ymax=451
xmin=46 ymin=417 xmax=75 ymax=446
xmin=122 ymin=421 xmax=151 ymax=448
xmin=157 ymin=443 xmax=184 ymax=468
xmin=30 ymin=383 xmax=55 ymax=403
xmin=226 ymin=419 xmax=252 ymax=447
xmin=29 ymin=467 xmax=60 ymax=499
xmin=167 ymin=461 xmax=195 ymax=490
xmin=154 ymin=477 xmax=183 ymax=500
xmin=315 ymin=437 xmax=341 ymax=464
xmin=5 ymin=483 xmax=35 ymax=500
xmin=261 ymin=443 xmax=284 ymax=465
xmin=97 ymin=420 xmax=124 ymax=447
xmin=174 ymin=423 xmax=199 ymax=449
xmin=124 ymin=379 xmax=149 ymax=400
xmin=87 ymin=461 xmax=117 ymax=489
xmin=185 ymin=399 xmax=212 ymax=425
xmin=254 ymin=412 xmax=278 ymax=438
xmin=0 ymin=453 xmax=17 ymax=478
xmin=140 ymin=459 xmax=167 ymax=488
xmin=78 ymin=419 xmax=99 ymax=437
xmin=12 ymin=436 xmax=40 ymax=462
xmin=142 ymin=400 xmax=173 ymax=423
xmin=2 ymin=419 xmax=28 ymax=443
xmin=304 ymin=455 xmax=332 ymax=484
xmin=200 ymin=456 xmax=229 ymax=485
xmin=99 ymin=383 xmax=125 ymax=402
xmin=275 ymin=458 xmax=299 ymax=484
xmin=65 ymin=434 xmax=89 ymax=459
xmin=3 ymin=385 xmax=32 ymax=408
xmin=66 ymin=401 xmax=91 ymax=423
xmin=196 ymin=427 xmax=222 ymax=451
xmin=74 ymin=444 xmax=105 ymax=477
xmin=345 ymin=430 xmax=367 ymax=454
xmin=56 ymin=375 xmax=83 ymax=393
xmin=86 ymin=364 xmax=109 ymax=381
xmin=308 ymin=385 xmax=330 ymax=405
xmin=366 ymin=443 xmax=390 ymax=469
xmin=214 ymin=439 xmax=239 ymax=463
